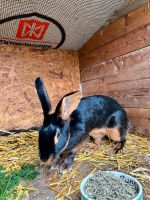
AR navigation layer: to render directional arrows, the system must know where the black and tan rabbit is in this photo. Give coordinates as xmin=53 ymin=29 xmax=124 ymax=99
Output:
xmin=35 ymin=77 xmax=130 ymax=173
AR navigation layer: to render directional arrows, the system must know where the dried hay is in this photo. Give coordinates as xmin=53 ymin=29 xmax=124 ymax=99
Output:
xmin=0 ymin=132 xmax=150 ymax=199
xmin=0 ymin=131 xmax=39 ymax=199
xmin=0 ymin=131 xmax=39 ymax=172
xmin=48 ymin=134 xmax=150 ymax=199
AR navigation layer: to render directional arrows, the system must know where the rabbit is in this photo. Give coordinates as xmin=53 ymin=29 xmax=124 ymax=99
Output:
xmin=35 ymin=77 xmax=130 ymax=173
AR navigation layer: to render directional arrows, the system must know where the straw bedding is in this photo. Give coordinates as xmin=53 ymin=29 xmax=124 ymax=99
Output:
xmin=0 ymin=131 xmax=149 ymax=199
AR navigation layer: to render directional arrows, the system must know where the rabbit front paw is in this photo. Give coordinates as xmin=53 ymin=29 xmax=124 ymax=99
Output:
xmin=51 ymin=151 xmax=76 ymax=174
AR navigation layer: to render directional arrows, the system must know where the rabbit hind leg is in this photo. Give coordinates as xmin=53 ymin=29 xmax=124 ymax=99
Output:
xmin=106 ymin=127 xmax=127 ymax=154
xmin=89 ymin=128 xmax=107 ymax=149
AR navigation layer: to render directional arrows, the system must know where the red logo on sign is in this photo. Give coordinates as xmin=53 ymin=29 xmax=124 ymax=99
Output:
xmin=16 ymin=19 xmax=49 ymax=40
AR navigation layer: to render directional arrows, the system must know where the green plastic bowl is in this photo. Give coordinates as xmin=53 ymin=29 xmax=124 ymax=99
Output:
xmin=80 ymin=171 xmax=143 ymax=200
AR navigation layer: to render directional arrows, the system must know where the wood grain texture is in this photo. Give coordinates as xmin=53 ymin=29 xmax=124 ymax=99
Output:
xmin=0 ymin=44 xmax=80 ymax=130
xmin=80 ymin=46 xmax=150 ymax=135
xmin=79 ymin=23 xmax=150 ymax=69
xmin=125 ymin=108 xmax=150 ymax=137
xmin=82 ymin=78 xmax=150 ymax=108
xmin=129 ymin=117 xmax=150 ymax=137
xmin=79 ymin=3 xmax=150 ymax=55
xmin=125 ymin=108 xmax=150 ymax=119
xmin=79 ymin=4 xmax=150 ymax=136
xmin=81 ymin=45 xmax=150 ymax=82
xmin=81 ymin=46 xmax=150 ymax=108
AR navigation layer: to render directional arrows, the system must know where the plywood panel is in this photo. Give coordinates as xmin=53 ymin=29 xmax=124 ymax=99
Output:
xmin=0 ymin=44 xmax=80 ymax=130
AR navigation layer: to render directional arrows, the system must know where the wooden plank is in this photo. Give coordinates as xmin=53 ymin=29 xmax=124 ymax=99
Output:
xmin=125 ymin=108 xmax=150 ymax=119
xmin=125 ymin=108 xmax=150 ymax=136
xmin=110 ymin=0 xmax=148 ymax=24
xmin=81 ymin=78 xmax=150 ymax=108
xmin=79 ymin=3 xmax=150 ymax=55
xmin=130 ymin=118 xmax=150 ymax=129
xmin=81 ymin=46 xmax=150 ymax=82
xmin=81 ymin=60 xmax=118 ymax=81
xmin=81 ymin=60 xmax=150 ymax=83
xmin=79 ymin=23 xmax=150 ymax=69
xmin=129 ymin=117 xmax=150 ymax=136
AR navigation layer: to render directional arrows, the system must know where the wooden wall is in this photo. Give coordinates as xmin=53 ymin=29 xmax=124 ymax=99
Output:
xmin=0 ymin=45 xmax=80 ymax=131
xmin=79 ymin=3 xmax=150 ymax=136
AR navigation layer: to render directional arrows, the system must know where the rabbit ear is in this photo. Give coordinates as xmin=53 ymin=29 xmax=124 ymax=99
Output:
xmin=58 ymin=91 xmax=81 ymax=121
xmin=34 ymin=77 xmax=52 ymax=116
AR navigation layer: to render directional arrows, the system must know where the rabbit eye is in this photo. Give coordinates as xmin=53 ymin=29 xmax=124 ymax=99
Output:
xmin=54 ymin=128 xmax=60 ymax=144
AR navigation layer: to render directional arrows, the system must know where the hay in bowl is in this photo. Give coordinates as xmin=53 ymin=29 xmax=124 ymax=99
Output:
xmin=80 ymin=171 xmax=143 ymax=200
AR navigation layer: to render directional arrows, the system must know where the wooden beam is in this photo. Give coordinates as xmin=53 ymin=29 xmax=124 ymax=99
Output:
xmin=79 ymin=3 xmax=150 ymax=55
